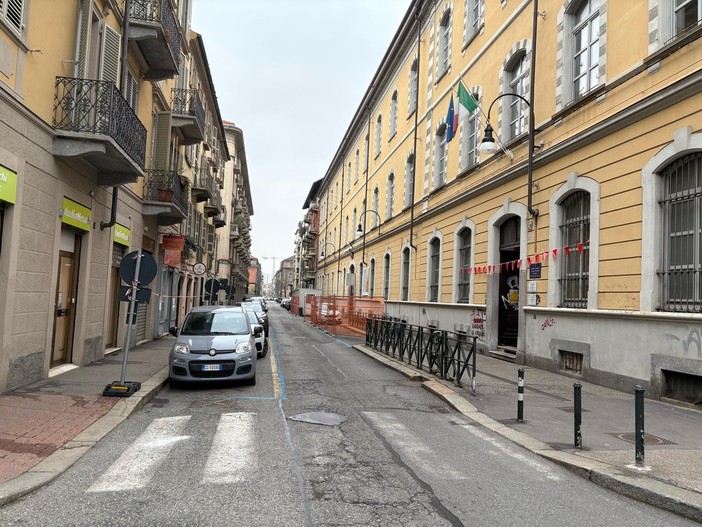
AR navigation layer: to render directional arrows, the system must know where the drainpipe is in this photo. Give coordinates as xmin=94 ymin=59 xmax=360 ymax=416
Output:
xmin=408 ymin=0 xmax=421 ymax=252
xmin=101 ymin=0 xmax=131 ymax=231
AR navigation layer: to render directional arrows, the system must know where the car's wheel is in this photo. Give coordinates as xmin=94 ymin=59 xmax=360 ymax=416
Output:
xmin=245 ymin=373 xmax=256 ymax=386
xmin=258 ymin=342 xmax=268 ymax=359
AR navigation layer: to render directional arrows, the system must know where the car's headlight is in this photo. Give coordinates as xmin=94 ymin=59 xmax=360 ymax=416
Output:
xmin=174 ymin=343 xmax=190 ymax=355
xmin=236 ymin=342 xmax=252 ymax=354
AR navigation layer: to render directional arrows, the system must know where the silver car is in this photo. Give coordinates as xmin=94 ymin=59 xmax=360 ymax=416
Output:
xmin=168 ymin=306 xmax=261 ymax=387
xmin=244 ymin=308 xmax=268 ymax=358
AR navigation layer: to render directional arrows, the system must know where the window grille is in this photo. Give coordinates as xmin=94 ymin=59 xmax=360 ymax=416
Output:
xmin=659 ymin=152 xmax=702 ymax=312
xmin=559 ymin=191 xmax=590 ymax=308
xmin=457 ymin=228 xmax=472 ymax=302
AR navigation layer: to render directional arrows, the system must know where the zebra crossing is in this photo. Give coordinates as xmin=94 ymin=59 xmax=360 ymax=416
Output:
xmin=88 ymin=412 xmax=258 ymax=493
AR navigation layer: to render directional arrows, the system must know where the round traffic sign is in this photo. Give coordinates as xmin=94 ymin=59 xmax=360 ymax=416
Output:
xmin=193 ymin=262 xmax=206 ymax=276
xmin=119 ymin=251 xmax=158 ymax=285
xmin=204 ymin=278 xmax=221 ymax=294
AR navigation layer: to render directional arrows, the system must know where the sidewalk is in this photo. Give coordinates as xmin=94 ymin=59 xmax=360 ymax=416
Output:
xmin=351 ymin=342 xmax=702 ymax=523
xmin=0 ymin=337 xmax=172 ymax=506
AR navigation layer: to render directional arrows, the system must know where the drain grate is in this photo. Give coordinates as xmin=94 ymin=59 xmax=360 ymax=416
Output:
xmin=557 ymin=406 xmax=590 ymax=413
xmin=606 ymin=432 xmax=677 ymax=446
xmin=189 ymin=399 xmax=238 ymax=409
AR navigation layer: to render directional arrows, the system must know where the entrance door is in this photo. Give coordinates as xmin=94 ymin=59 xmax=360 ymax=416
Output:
xmin=106 ymin=267 xmax=121 ymax=348
xmin=498 ymin=217 xmax=520 ymax=349
xmin=52 ymin=239 xmax=80 ymax=366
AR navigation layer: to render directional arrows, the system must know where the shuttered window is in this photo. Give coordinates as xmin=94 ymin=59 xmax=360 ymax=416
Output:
xmin=1 ymin=0 xmax=24 ymax=34
xmin=153 ymin=111 xmax=172 ymax=169
xmin=99 ymin=24 xmax=121 ymax=86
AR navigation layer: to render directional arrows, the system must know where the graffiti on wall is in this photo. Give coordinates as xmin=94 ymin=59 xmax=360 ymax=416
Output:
xmin=540 ymin=316 xmax=555 ymax=331
xmin=470 ymin=311 xmax=486 ymax=339
xmin=664 ymin=328 xmax=702 ymax=359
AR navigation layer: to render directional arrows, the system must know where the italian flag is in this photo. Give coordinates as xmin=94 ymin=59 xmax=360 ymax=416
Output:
xmin=453 ymin=81 xmax=479 ymax=133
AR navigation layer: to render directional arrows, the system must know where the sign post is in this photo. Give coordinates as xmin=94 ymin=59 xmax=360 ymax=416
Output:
xmin=103 ymin=249 xmax=157 ymax=397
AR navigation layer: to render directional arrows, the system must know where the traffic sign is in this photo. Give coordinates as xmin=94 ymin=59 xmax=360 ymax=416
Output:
xmin=205 ymin=278 xmax=221 ymax=294
xmin=193 ymin=261 xmax=206 ymax=275
xmin=119 ymin=251 xmax=157 ymax=285
xmin=119 ymin=286 xmax=151 ymax=303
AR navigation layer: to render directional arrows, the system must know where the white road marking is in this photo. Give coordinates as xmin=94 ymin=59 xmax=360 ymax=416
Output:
xmin=88 ymin=416 xmax=191 ymax=493
xmin=202 ymin=412 xmax=256 ymax=484
xmin=460 ymin=424 xmax=561 ymax=481
xmin=364 ymin=412 xmax=468 ymax=480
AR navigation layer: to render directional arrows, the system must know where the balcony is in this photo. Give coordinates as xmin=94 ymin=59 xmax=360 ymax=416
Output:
xmin=232 ymin=158 xmax=241 ymax=174
xmin=172 ymin=88 xmax=205 ymax=145
xmin=230 ymin=224 xmax=239 ymax=240
xmin=213 ymin=206 xmax=226 ymax=228
xmin=53 ymin=77 xmax=146 ymax=185
xmin=204 ymin=191 xmax=222 ymax=218
xmin=128 ymin=0 xmax=181 ymax=80
xmin=191 ymin=167 xmax=214 ymax=203
xmin=142 ymin=169 xmax=188 ymax=225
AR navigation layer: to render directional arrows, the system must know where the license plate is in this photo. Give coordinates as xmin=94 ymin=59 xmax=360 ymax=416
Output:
xmin=202 ymin=364 xmax=222 ymax=371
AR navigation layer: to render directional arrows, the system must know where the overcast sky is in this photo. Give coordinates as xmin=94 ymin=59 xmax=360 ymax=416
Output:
xmin=192 ymin=0 xmax=411 ymax=281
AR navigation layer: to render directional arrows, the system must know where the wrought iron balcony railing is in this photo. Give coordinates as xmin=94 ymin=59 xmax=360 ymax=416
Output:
xmin=53 ymin=77 xmax=146 ymax=170
xmin=129 ymin=0 xmax=181 ymax=67
xmin=172 ymin=88 xmax=205 ymax=134
xmin=143 ymin=169 xmax=188 ymax=218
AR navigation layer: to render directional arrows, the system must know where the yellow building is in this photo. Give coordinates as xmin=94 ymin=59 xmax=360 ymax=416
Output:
xmin=309 ymin=0 xmax=702 ymax=401
xmin=0 ymin=1 xmax=249 ymax=392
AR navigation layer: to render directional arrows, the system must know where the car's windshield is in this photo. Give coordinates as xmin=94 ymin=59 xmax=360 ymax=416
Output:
xmin=243 ymin=302 xmax=263 ymax=314
xmin=244 ymin=310 xmax=260 ymax=324
xmin=181 ymin=311 xmax=249 ymax=335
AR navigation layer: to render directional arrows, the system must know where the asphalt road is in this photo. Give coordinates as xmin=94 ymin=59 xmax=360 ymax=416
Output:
xmin=0 ymin=305 xmax=694 ymax=526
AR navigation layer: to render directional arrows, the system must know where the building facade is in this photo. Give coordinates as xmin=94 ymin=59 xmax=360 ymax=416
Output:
xmin=0 ymin=0 xmax=252 ymax=393
xmin=307 ymin=0 xmax=702 ymax=401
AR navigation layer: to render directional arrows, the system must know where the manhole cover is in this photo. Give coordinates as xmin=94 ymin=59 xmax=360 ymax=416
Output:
xmin=557 ymin=406 xmax=590 ymax=413
xmin=606 ymin=432 xmax=676 ymax=446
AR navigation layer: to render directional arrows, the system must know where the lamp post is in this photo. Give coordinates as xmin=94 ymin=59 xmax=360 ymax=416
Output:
xmin=478 ymin=93 xmax=538 ymax=218
xmin=320 ymin=242 xmax=339 ymax=296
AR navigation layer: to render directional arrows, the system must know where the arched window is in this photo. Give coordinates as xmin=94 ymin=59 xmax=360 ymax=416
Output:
xmin=504 ymin=51 xmax=529 ymax=140
xmin=354 ymin=150 xmax=360 ymax=183
xmin=457 ymin=228 xmax=472 ymax=303
xmin=438 ymin=10 xmax=452 ymax=77
xmin=372 ymin=187 xmax=380 ymax=228
xmin=409 ymin=58 xmax=418 ymax=115
xmin=386 ymin=172 xmax=395 ymax=220
xmin=346 ymin=162 xmax=351 ymax=193
xmin=369 ymin=258 xmax=376 ymax=297
xmin=401 ymin=247 xmax=410 ymax=301
xmin=383 ymin=253 xmax=391 ymax=299
xmin=344 ymin=215 xmax=349 ymax=245
xmin=573 ymin=0 xmax=600 ymax=98
xmin=404 ymin=153 xmax=414 ymax=207
xmin=390 ymin=91 xmax=398 ymax=138
xmin=352 ymin=208 xmax=357 ymax=241
xmin=434 ymin=124 xmax=448 ymax=188
xmin=428 ymin=238 xmax=441 ymax=302
xmin=375 ymin=115 xmax=382 ymax=157
xmin=559 ymin=191 xmax=590 ymax=308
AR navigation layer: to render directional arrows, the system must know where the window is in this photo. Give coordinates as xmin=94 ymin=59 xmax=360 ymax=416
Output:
xmin=660 ymin=153 xmax=702 ymax=312
xmin=460 ymin=101 xmax=480 ymax=169
xmin=429 ymin=238 xmax=441 ymax=302
xmin=1 ymin=0 xmax=23 ymax=33
xmin=386 ymin=173 xmax=395 ymax=220
xmin=126 ymin=70 xmax=139 ymax=111
xmin=344 ymin=215 xmax=349 ymax=245
xmin=401 ymin=247 xmax=410 ymax=301
xmin=457 ymin=228 xmax=472 ymax=302
xmin=364 ymin=134 xmax=369 ymax=171
xmin=559 ymin=191 xmax=590 ymax=308
xmin=507 ymin=53 xmax=528 ymax=139
xmin=438 ymin=10 xmax=452 ymax=77
xmin=383 ymin=253 xmax=391 ymax=299
xmin=355 ymin=150 xmax=360 ymax=183
xmin=573 ymin=0 xmax=600 ymax=98
xmin=409 ymin=59 xmax=419 ymax=115
xmin=674 ymin=0 xmax=702 ymax=35
xmin=369 ymin=258 xmax=376 ymax=297
xmin=465 ymin=0 xmax=484 ymax=42
xmin=404 ymin=154 xmax=414 ymax=207
xmin=390 ymin=91 xmax=398 ymax=138
xmin=372 ymin=187 xmax=379 ymax=228
xmin=352 ymin=208 xmax=357 ymax=241
xmin=375 ymin=115 xmax=382 ymax=157
xmin=346 ymin=163 xmax=351 ymax=193
xmin=434 ymin=124 xmax=448 ymax=187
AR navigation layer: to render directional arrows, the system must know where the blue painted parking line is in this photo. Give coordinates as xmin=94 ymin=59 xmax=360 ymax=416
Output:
xmin=270 ymin=332 xmax=287 ymax=400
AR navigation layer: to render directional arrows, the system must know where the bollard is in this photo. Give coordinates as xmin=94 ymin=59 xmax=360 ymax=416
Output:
xmin=635 ymin=385 xmax=645 ymax=466
xmin=517 ymin=368 xmax=525 ymax=422
xmin=573 ymin=382 xmax=582 ymax=449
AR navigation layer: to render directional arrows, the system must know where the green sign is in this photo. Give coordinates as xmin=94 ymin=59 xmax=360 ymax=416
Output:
xmin=0 ymin=165 xmax=17 ymax=204
xmin=62 ymin=197 xmax=91 ymax=231
xmin=114 ymin=223 xmax=130 ymax=246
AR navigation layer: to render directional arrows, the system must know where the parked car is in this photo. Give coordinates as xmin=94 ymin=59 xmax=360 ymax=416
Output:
xmin=281 ymin=298 xmax=291 ymax=310
xmin=168 ymin=305 xmax=261 ymax=387
xmin=244 ymin=308 xmax=268 ymax=358
xmin=241 ymin=301 xmax=269 ymax=334
xmin=249 ymin=296 xmax=268 ymax=312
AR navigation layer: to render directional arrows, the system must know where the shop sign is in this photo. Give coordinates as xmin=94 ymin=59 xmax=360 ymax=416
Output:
xmin=114 ymin=223 xmax=130 ymax=246
xmin=162 ymin=234 xmax=185 ymax=268
xmin=61 ymin=197 xmax=91 ymax=231
xmin=0 ymin=165 xmax=17 ymax=204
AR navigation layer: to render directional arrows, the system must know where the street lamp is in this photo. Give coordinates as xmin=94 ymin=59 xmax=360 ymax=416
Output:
xmin=479 ymin=0 xmax=540 ymax=218
xmin=355 ymin=209 xmax=382 ymax=238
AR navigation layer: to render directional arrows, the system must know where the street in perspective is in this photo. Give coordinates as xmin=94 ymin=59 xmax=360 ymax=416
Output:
xmin=0 ymin=304 xmax=699 ymax=526
xmin=1 ymin=0 xmax=702 ymax=525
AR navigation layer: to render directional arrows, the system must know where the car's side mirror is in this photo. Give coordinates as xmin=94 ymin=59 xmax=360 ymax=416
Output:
xmin=169 ymin=326 xmax=179 ymax=337
xmin=253 ymin=325 xmax=263 ymax=337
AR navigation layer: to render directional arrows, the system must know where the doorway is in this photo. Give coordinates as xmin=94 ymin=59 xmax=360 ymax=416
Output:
xmin=51 ymin=232 xmax=81 ymax=366
xmin=497 ymin=217 xmax=520 ymax=349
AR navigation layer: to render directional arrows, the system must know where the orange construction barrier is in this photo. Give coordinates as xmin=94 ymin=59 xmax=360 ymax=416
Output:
xmin=310 ymin=295 xmax=385 ymax=336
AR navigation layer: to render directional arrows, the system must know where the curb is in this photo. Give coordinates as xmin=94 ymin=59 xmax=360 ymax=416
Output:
xmin=352 ymin=344 xmax=702 ymax=523
xmin=0 ymin=367 xmax=169 ymax=507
